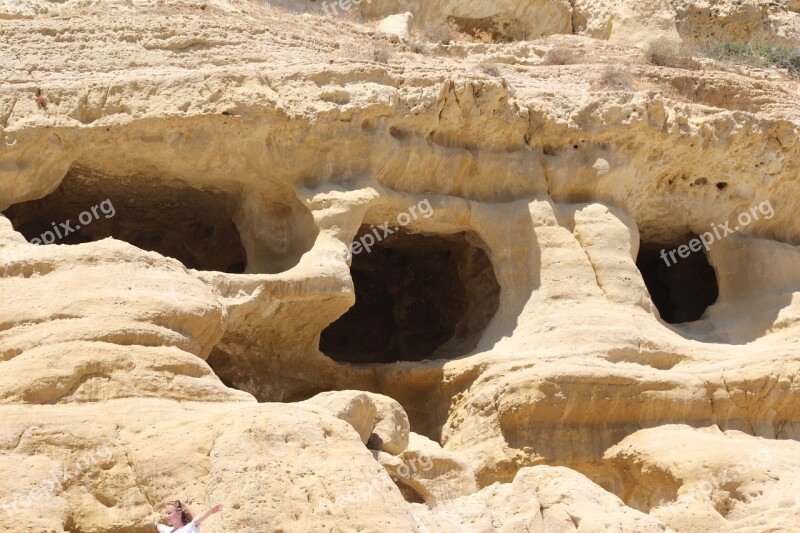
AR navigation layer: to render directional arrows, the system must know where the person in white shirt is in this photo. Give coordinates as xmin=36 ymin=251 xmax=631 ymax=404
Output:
xmin=155 ymin=500 xmax=223 ymax=532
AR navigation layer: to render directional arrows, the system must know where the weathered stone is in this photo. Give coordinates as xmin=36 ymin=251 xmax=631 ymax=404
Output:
xmin=1 ymin=1 xmax=799 ymax=531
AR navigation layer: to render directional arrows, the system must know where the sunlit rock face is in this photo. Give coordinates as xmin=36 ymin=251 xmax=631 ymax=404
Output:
xmin=1 ymin=0 xmax=800 ymax=531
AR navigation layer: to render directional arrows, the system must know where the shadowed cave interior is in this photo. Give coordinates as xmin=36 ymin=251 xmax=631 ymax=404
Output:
xmin=320 ymin=227 xmax=501 ymax=364
xmin=636 ymin=237 xmax=720 ymax=324
xmin=3 ymin=167 xmax=248 ymax=273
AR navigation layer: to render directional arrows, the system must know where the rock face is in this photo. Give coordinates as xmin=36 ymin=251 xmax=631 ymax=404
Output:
xmin=1 ymin=0 xmax=800 ymax=531
xmin=375 ymin=432 xmax=478 ymax=502
xmin=302 ymin=390 xmax=380 ymax=444
xmin=412 ymin=466 xmax=669 ymax=532
xmin=366 ymin=392 xmax=411 ymax=455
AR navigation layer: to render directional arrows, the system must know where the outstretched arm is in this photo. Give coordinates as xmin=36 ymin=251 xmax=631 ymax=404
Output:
xmin=193 ymin=503 xmax=223 ymax=526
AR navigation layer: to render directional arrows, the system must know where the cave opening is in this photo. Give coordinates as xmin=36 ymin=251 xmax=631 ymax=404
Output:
xmin=319 ymin=227 xmax=501 ymax=364
xmin=446 ymin=16 xmax=525 ymax=43
xmin=3 ymin=167 xmax=248 ymax=273
xmin=636 ymin=237 xmax=720 ymax=324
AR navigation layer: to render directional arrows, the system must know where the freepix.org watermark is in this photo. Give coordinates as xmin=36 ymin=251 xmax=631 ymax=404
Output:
xmin=655 ymin=447 xmax=772 ymax=520
xmin=660 ymin=200 xmax=774 ymax=267
xmin=350 ymin=198 xmax=433 ymax=255
xmin=321 ymin=0 xmax=372 ymax=18
xmin=321 ymin=452 xmax=434 ymax=512
xmin=28 ymin=199 xmax=115 ymax=245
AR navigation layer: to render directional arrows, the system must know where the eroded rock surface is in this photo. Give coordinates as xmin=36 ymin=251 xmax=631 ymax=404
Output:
xmin=1 ymin=0 xmax=800 ymax=531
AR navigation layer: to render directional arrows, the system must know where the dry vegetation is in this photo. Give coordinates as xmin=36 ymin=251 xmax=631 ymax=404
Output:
xmin=542 ymin=46 xmax=579 ymax=65
xmin=452 ymin=26 xmax=495 ymax=44
xmin=477 ymin=62 xmax=502 ymax=77
xmin=646 ymin=35 xmax=800 ymax=77
xmin=645 ymin=38 xmax=697 ymax=69
xmin=371 ymin=41 xmax=393 ymax=63
xmin=598 ymin=65 xmax=633 ymax=91
xmin=407 ymin=33 xmax=429 ymax=54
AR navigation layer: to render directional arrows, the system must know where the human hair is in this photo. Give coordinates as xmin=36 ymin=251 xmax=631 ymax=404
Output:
xmin=167 ymin=500 xmax=193 ymax=525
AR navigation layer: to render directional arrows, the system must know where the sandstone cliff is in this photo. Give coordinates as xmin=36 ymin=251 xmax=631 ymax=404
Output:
xmin=1 ymin=0 xmax=800 ymax=531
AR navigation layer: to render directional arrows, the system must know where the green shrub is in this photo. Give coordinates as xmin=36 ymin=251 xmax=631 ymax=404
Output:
xmin=705 ymin=39 xmax=800 ymax=77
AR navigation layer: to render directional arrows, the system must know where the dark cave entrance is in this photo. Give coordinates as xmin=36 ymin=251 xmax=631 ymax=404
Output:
xmin=636 ymin=237 xmax=719 ymax=324
xmin=2 ymin=167 xmax=247 ymax=273
xmin=320 ymin=228 xmax=501 ymax=364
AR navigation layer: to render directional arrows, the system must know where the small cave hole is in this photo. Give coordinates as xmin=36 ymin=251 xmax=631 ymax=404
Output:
xmin=395 ymin=480 xmax=426 ymax=504
xmin=319 ymin=228 xmax=500 ymax=363
xmin=389 ymin=126 xmax=409 ymax=140
xmin=636 ymin=237 xmax=719 ymax=324
xmin=3 ymin=167 xmax=247 ymax=273
xmin=446 ymin=16 xmax=528 ymax=43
